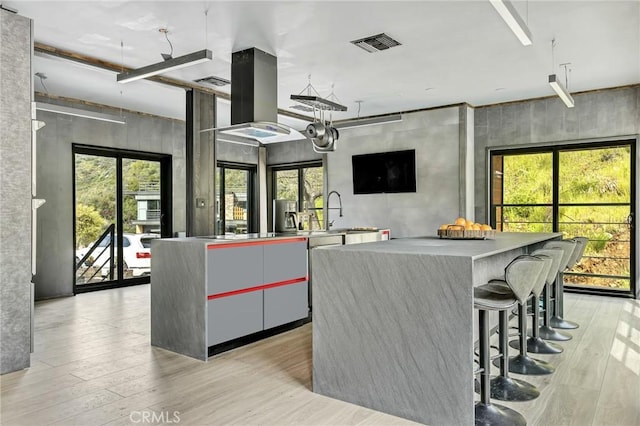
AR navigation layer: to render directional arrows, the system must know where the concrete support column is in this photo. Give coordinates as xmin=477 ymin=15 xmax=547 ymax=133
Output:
xmin=186 ymin=90 xmax=216 ymax=236
xmin=0 ymin=10 xmax=33 ymax=374
xmin=458 ymin=104 xmax=475 ymax=220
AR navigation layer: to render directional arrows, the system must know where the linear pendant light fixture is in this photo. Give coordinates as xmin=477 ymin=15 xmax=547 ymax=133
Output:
xmin=334 ymin=114 xmax=402 ymax=129
xmin=548 ymin=74 xmax=574 ymax=108
xmin=489 ymin=0 xmax=533 ymax=46
xmin=117 ymin=49 xmax=212 ymax=83
xmin=35 ymin=102 xmax=126 ymax=124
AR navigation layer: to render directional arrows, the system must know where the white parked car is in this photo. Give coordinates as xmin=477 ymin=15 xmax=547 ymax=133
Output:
xmin=76 ymin=233 xmax=158 ymax=277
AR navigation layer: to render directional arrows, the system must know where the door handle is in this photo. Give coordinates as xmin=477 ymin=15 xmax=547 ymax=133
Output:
xmin=627 ymin=213 xmax=633 ymax=229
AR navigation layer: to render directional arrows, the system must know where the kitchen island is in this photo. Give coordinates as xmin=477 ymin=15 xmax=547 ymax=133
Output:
xmin=151 ymin=233 xmax=310 ymax=360
xmin=150 ymin=229 xmax=388 ymax=361
xmin=311 ymin=232 xmax=560 ymax=425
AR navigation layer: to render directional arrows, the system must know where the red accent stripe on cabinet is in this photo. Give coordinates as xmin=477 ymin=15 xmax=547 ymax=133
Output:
xmin=207 ymin=237 xmax=307 ymax=250
xmin=207 ymin=276 xmax=308 ymax=300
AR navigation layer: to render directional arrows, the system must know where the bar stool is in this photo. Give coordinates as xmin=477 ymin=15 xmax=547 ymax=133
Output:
xmin=550 ymin=236 xmax=588 ymax=330
xmin=491 ymin=254 xmax=555 ymax=377
xmin=539 ymin=240 xmax=576 ymax=341
xmin=474 ymin=255 xmax=545 ymax=425
xmin=514 ymin=248 xmax=565 ymax=355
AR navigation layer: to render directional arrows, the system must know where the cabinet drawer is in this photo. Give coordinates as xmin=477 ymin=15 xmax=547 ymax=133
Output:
xmin=207 ymin=292 xmax=263 ymax=346
xmin=207 ymin=245 xmax=263 ymax=295
xmin=263 ymin=240 xmax=307 ymax=284
xmin=263 ymin=281 xmax=308 ymax=329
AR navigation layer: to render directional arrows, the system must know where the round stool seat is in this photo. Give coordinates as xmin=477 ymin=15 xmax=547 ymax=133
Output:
xmin=474 ymin=283 xmax=517 ymax=311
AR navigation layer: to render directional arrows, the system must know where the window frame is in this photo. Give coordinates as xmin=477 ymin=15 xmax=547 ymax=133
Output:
xmin=271 ymin=161 xmax=324 ymax=230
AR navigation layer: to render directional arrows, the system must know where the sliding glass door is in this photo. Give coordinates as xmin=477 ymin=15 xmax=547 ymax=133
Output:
xmin=73 ymin=145 xmax=172 ymax=293
xmin=490 ymin=140 xmax=635 ymax=296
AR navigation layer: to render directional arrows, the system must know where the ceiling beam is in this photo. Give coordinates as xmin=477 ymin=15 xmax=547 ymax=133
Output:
xmin=34 ymin=42 xmax=312 ymax=122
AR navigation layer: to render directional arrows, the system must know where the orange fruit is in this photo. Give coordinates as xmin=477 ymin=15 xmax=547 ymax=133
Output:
xmin=480 ymin=224 xmax=492 ymax=231
xmin=439 ymin=224 xmax=449 ymax=230
xmin=454 ymin=217 xmax=466 ymax=226
xmin=472 ymin=224 xmax=481 ymax=231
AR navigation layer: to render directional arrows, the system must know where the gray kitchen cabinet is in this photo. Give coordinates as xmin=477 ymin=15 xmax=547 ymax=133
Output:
xmin=152 ymin=236 xmax=311 ymax=360
xmin=263 ymin=239 xmax=308 ymax=329
xmin=207 ymin=292 xmax=264 ymax=345
xmin=206 ymin=244 xmax=263 ymax=295
xmin=264 ymin=284 xmax=308 ymax=329
xmin=206 ymin=243 xmax=265 ymax=346
xmin=263 ymin=239 xmax=307 ymax=283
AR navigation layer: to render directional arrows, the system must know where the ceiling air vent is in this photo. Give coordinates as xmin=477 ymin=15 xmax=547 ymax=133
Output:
xmin=350 ymin=33 xmax=401 ymax=53
xmin=195 ymin=75 xmax=231 ymax=87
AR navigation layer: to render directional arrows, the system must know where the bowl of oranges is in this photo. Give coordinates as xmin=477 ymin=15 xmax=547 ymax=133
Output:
xmin=437 ymin=218 xmax=495 ymax=239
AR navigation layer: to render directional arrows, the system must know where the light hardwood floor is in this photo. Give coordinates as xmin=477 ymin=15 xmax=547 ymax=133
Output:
xmin=1 ymin=285 xmax=638 ymax=425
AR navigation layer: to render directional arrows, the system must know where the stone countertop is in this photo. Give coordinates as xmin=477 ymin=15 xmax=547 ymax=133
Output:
xmin=316 ymin=231 xmax=561 ymax=260
xmin=152 ymin=229 xmax=384 ymax=246
xmin=152 ymin=233 xmax=308 ymax=246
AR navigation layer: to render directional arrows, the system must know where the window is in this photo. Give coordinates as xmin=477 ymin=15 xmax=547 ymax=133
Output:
xmin=490 ymin=141 xmax=635 ymax=296
xmin=216 ymin=163 xmax=257 ymax=234
xmin=273 ymin=163 xmax=324 ymax=230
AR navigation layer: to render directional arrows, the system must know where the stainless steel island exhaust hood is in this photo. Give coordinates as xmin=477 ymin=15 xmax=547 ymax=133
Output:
xmin=204 ymin=47 xmax=305 ymax=145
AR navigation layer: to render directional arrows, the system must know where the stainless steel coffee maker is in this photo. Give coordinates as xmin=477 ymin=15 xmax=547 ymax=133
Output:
xmin=274 ymin=200 xmax=298 ymax=232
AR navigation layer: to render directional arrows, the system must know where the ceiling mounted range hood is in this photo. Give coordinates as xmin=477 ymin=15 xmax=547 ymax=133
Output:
xmin=207 ymin=47 xmax=306 ymax=145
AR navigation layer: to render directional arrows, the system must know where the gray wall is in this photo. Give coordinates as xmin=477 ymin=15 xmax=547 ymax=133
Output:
xmin=0 ymin=10 xmax=33 ymax=374
xmin=474 ymin=85 xmax=640 ymax=297
xmin=266 ymin=139 xmax=323 ymax=165
xmin=34 ymin=98 xmax=187 ymax=299
xmin=325 ymin=106 xmax=469 ymax=238
xmin=474 ymin=86 xmax=640 ymax=222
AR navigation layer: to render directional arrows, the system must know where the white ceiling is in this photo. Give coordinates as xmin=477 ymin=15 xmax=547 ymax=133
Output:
xmin=7 ymin=0 xmax=640 ymax=124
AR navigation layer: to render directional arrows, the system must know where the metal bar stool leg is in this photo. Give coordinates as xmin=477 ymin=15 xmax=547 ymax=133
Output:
xmin=546 ymin=236 xmax=586 ymax=329
xmin=505 ymin=301 xmax=555 ymax=375
xmin=475 ymin=309 xmax=526 ymax=426
xmin=519 ymin=293 xmax=563 ymax=354
xmin=490 ymin=310 xmax=540 ymax=400
xmin=538 ymin=278 xmax=572 ymax=341
xmin=550 ymin=271 xmax=579 ymax=329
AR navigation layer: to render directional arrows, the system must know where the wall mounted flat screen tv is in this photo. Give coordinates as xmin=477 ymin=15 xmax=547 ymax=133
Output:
xmin=352 ymin=149 xmax=416 ymax=194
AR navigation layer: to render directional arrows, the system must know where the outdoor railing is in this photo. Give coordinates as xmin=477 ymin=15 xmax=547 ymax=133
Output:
xmin=493 ymin=203 xmax=631 ymax=291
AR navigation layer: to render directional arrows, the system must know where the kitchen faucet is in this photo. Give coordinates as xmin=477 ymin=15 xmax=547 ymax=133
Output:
xmin=326 ymin=190 xmax=342 ymax=229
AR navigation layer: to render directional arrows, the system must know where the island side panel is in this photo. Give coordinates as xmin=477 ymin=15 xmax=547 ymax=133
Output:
xmin=151 ymin=240 xmax=207 ymax=360
xmin=312 ymin=249 xmax=474 ymax=425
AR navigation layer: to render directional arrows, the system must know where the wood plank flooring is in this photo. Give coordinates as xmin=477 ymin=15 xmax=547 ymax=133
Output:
xmin=1 ymin=285 xmax=638 ymax=425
